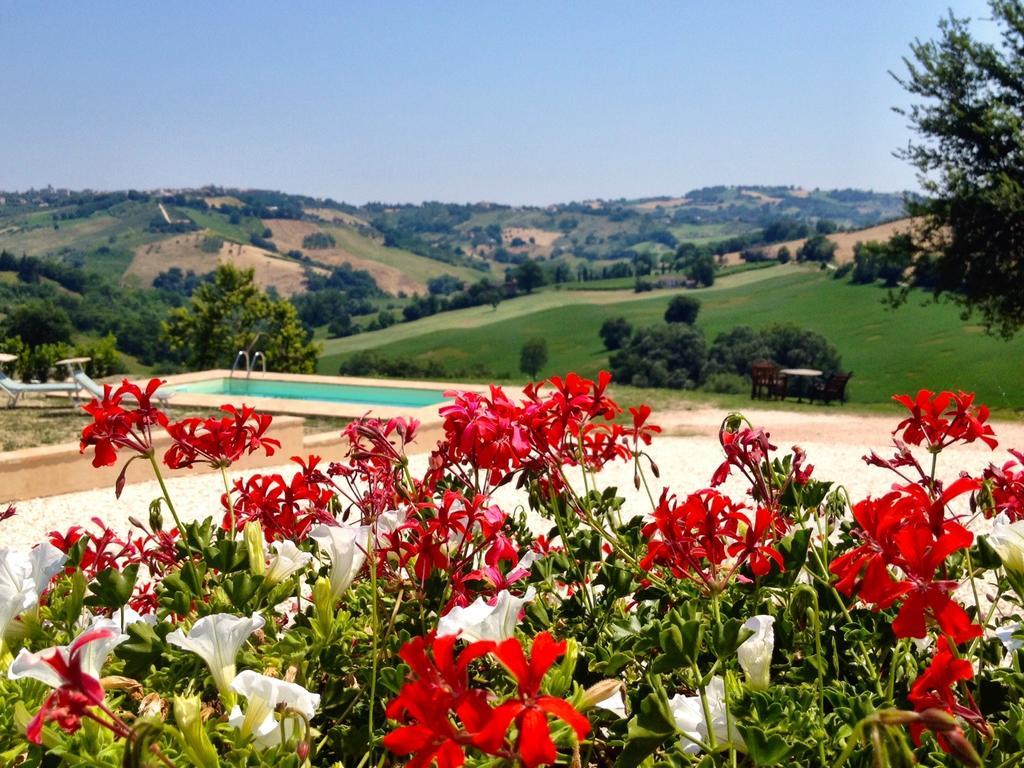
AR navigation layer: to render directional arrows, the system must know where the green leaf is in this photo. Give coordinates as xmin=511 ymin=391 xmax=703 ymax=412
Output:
xmin=615 ymin=677 xmax=678 ymax=768
xmin=221 ymin=572 xmax=262 ymax=606
xmin=738 ymin=725 xmax=793 ymax=766
xmin=85 ymin=564 xmax=139 ymax=610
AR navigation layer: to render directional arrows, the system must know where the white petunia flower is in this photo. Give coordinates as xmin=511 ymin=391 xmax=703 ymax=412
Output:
xmin=996 ymin=622 xmax=1023 ymax=652
xmin=228 ymin=669 xmax=320 ymax=749
xmin=0 ymin=542 xmax=67 ymax=644
xmin=668 ymin=676 xmax=745 ymax=755
xmin=264 ymin=541 xmax=314 ymax=586
xmin=988 ymin=516 xmax=1024 ymax=573
xmin=167 ymin=613 xmax=264 ymax=697
xmin=737 ymin=615 xmax=775 ymax=691
xmin=309 ymin=523 xmax=370 ymax=599
xmin=436 ymin=588 xmax=536 ymax=642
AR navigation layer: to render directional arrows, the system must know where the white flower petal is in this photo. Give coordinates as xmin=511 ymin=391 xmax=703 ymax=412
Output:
xmin=310 ymin=524 xmax=370 ymax=598
xmin=437 ymin=588 xmax=535 ymax=642
xmin=229 ymin=670 xmax=320 ymax=749
xmin=0 ymin=543 xmax=66 ymax=642
xmin=264 ymin=540 xmax=313 ymax=586
xmin=167 ymin=612 xmax=264 ymax=694
xmin=988 ymin=518 xmax=1024 ymax=573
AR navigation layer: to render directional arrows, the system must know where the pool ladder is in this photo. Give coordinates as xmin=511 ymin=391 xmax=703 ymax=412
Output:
xmin=230 ymin=350 xmax=267 ymax=379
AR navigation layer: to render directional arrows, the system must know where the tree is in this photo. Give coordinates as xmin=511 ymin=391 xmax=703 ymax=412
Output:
xmin=777 ymin=246 xmax=791 ymax=264
xmin=664 ymin=295 xmax=701 ymax=325
xmin=163 ymin=264 xmax=319 ymax=372
xmin=3 ymin=300 xmax=73 ymax=347
xmin=513 ymin=259 xmax=545 ymax=294
xmin=427 ymin=274 xmax=464 ymax=296
xmin=599 ymin=317 xmax=633 ymax=350
xmin=519 ymin=337 xmax=548 ymax=379
xmin=797 ymin=234 xmax=837 ymax=263
xmin=688 ymin=253 xmax=715 ymax=287
xmin=895 ymin=0 xmax=1024 ymax=336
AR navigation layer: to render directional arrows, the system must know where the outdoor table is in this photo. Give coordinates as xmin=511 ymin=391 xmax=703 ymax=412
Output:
xmin=779 ymin=368 xmax=823 ymax=402
xmin=54 ymin=356 xmax=91 ymax=377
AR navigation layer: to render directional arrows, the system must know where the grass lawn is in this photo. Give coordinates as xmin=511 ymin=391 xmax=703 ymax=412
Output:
xmin=317 ymin=264 xmax=1024 ymax=411
xmin=184 ymin=209 xmax=264 ymax=243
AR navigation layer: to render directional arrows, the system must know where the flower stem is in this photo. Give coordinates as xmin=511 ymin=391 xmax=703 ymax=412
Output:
xmin=148 ymin=453 xmax=186 ymax=538
xmin=367 ymin=526 xmax=380 ymax=760
xmin=220 ymin=466 xmax=236 ymax=536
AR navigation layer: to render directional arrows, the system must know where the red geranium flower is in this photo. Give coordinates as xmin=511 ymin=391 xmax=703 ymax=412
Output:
xmin=832 ymin=484 xmax=982 ymax=644
xmin=383 ymin=633 xmax=497 ymax=768
xmin=907 ymin=637 xmax=988 ymax=755
xmin=481 ymin=632 xmax=590 ymax=768
xmin=892 ymin=390 xmax=998 ymax=452
xmin=981 ymin=449 xmax=1024 ymax=521
xmin=164 ymin=404 xmax=280 ymax=469
xmin=80 ymin=378 xmax=168 ymax=469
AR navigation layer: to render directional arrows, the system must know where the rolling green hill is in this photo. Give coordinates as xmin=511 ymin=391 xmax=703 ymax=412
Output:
xmin=0 ymin=185 xmax=905 ymax=299
xmin=318 ymin=264 xmax=1024 ymax=410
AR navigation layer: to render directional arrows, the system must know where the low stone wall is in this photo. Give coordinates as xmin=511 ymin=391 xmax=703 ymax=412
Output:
xmin=0 ymin=416 xmax=307 ymax=502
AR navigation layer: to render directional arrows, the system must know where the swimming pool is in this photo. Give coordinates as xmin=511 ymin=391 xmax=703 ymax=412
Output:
xmin=170 ymin=377 xmax=450 ymax=409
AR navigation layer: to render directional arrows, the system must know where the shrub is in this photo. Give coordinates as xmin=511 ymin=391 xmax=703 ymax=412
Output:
xmin=599 ymin=317 xmax=633 ymax=350
xmin=664 ymin=295 xmax=701 ymax=325
xmin=302 ymin=232 xmax=336 ymax=250
xmin=610 ymin=324 xmax=707 ymax=389
xmin=200 ymin=235 xmax=223 ymax=253
xmin=76 ymin=334 xmax=127 ymax=378
xmin=702 ymin=371 xmax=748 ymax=394
xmin=777 ymin=245 xmax=791 ymax=264
xmin=707 ymin=324 xmax=842 ymax=377
xmin=707 ymin=326 xmax=773 ymax=377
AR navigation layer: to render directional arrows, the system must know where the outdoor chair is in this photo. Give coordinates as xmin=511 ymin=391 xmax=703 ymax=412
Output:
xmin=61 ymin=359 xmax=173 ymax=406
xmin=809 ymin=372 xmax=853 ymax=405
xmin=750 ymin=361 xmax=783 ymax=400
xmin=0 ymin=370 xmax=78 ymax=408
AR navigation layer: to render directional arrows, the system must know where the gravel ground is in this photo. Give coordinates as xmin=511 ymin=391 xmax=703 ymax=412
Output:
xmin=6 ymin=407 xmax=1023 ymax=549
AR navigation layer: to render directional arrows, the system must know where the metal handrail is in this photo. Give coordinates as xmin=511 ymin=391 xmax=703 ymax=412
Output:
xmin=250 ymin=351 xmax=267 ymax=379
xmin=229 ymin=350 xmax=250 ymax=379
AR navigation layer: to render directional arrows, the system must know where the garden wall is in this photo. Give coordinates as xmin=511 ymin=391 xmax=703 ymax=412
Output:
xmin=1 ymin=416 xmax=307 ymax=501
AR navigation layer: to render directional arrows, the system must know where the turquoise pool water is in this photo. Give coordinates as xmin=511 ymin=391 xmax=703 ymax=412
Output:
xmin=171 ymin=377 xmax=449 ymax=408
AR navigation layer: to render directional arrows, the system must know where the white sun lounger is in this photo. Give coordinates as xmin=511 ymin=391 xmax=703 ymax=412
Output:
xmin=0 ymin=370 xmax=78 ymax=408
xmin=68 ymin=367 xmax=173 ymax=406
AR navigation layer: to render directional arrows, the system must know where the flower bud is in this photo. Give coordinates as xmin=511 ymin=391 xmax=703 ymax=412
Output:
xmin=297 ymin=740 xmax=310 ymax=761
xmin=875 ymin=708 xmax=922 ymax=727
xmin=942 ymin=728 xmax=982 ymax=767
xmin=547 ymin=638 xmax=578 ymax=697
xmin=312 ymin=576 xmax=335 ymax=637
xmin=917 ymin=707 xmax=959 ymax=732
xmin=173 ymin=694 xmax=219 ymax=768
xmin=244 ymin=522 xmax=267 ymax=576
xmin=101 ymin=675 xmax=143 ymax=693
xmin=579 ymin=679 xmax=626 ymax=718
xmin=737 ymin=615 xmax=774 ymax=691
xmin=148 ymin=500 xmax=163 ymax=532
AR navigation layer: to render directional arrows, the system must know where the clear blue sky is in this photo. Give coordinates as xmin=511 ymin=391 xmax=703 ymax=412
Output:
xmin=0 ymin=1 xmax=994 ymax=205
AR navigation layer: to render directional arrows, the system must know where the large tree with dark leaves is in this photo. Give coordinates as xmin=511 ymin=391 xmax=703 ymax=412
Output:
xmin=895 ymin=0 xmax=1024 ymax=337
